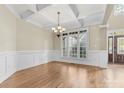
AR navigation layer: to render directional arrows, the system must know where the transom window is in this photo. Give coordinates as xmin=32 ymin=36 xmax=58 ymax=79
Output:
xmin=61 ymin=29 xmax=88 ymax=58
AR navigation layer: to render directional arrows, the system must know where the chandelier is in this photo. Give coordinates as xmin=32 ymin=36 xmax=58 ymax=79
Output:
xmin=52 ymin=12 xmax=66 ymax=37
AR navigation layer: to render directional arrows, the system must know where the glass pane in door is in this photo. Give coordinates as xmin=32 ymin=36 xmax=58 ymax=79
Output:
xmin=108 ymin=38 xmax=113 ymax=54
xmin=117 ymin=37 xmax=124 ymax=54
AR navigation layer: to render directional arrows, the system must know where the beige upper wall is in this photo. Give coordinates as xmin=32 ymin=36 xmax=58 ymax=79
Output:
xmin=53 ymin=34 xmax=61 ymax=50
xmin=0 ymin=5 xmax=16 ymax=52
xmin=99 ymin=27 xmax=107 ymax=50
xmin=0 ymin=5 xmax=54 ymax=52
xmin=107 ymin=8 xmax=124 ymax=30
xmin=89 ymin=25 xmax=107 ymax=50
xmin=16 ymin=19 xmax=54 ymax=51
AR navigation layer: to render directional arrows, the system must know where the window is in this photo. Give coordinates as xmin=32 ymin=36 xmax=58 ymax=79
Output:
xmin=62 ymin=37 xmax=68 ymax=56
xmin=69 ymin=34 xmax=78 ymax=58
xmin=61 ymin=29 xmax=87 ymax=58
xmin=114 ymin=4 xmax=124 ymax=15
xmin=79 ymin=31 xmax=87 ymax=58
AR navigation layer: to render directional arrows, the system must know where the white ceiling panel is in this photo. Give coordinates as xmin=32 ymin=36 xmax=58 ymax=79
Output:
xmin=83 ymin=12 xmax=104 ymax=26
xmin=62 ymin=20 xmax=81 ymax=30
xmin=8 ymin=4 xmax=37 ymax=15
xmin=20 ymin=9 xmax=34 ymax=19
xmin=26 ymin=13 xmax=55 ymax=27
xmin=77 ymin=4 xmax=106 ymax=19
xmin=39 ymin=4 xmax=78 ymax=23
xmin=6 ymin=4 xmax=107 ymax=31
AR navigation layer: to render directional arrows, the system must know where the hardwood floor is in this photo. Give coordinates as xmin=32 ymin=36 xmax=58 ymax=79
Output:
xmin=108 ymin=63 xmax=124 ymax=68
xmin=1 ymin=61 xmax=124 ymax=88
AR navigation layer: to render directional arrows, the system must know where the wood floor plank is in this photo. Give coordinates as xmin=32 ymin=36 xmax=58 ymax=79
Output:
xmin=1 ymin=61 xmax=124 ymax=88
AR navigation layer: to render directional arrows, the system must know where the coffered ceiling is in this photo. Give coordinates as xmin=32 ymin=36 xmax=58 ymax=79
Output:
xmin=6 ymin=4 xmax=107 ymax=31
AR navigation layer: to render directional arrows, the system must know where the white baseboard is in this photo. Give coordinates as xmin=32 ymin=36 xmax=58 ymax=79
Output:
xmin=0 ymin=50 xmax=108 ymax=84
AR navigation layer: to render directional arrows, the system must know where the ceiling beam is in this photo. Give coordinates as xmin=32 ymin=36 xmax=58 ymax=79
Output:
xmin=69 ymin=4 xmax=84 ymax=26
xmin=102 ymin=4 xmax=114 ymax=24
xmin=36 ymin=4 xmax=51 ymax=11
xmin=69 ymin=4 xmax=79 ymax=17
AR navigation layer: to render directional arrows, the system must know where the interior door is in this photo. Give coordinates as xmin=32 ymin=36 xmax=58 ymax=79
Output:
xmin=108 ymin=36 xmax=113 ymax=63
xmin=114 ymin=36 xmax=124 ymax=63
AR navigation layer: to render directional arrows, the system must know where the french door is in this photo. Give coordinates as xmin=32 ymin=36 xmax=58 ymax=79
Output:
xmin=114 ymin=36 xmax=124 ymax=63
xmin=108 ymin=35 xmax=124 ymax=63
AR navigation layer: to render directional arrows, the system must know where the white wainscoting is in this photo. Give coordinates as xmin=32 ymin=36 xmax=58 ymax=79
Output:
xmin=0 ymin=51 xmax=16 ymax=83
xmin=16 ymin=50 xmax=53 ymax=71
xmin=87 ymin=50 xmax=108 ymax=68
xmin=53 ymin=50 xmax=108 ymax=68
xmin=0 ymin=50 xmax=108 ymax=83
xmin=0 ymin=50 xmax=52 ymax=83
